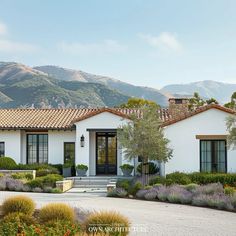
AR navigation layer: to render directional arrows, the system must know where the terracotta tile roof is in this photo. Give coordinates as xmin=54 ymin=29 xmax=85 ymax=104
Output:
xmin=0 ymin=104 xmax=233 ymax=130
xmin=162 ymin=104 xmax=235 ymax=127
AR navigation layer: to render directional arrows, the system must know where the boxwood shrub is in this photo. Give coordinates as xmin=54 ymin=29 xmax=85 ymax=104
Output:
xmin=0 ymin=157 xmax=17 ymax=170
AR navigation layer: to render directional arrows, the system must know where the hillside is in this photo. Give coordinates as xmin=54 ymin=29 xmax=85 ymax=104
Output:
xmin=34 ymin=65 xmax=170 ymax=106
xmin=161 ymin=80 xmax=236 ymax=104
xmin=0 ymin=62 xmax=130 ymax=108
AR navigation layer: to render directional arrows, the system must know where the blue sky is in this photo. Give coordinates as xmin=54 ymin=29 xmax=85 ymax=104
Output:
xmin=0 ymin=0 xmax=236 ymax=88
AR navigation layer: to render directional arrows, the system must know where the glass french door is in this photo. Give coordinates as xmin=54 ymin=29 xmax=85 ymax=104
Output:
xmin=96 ymin=132 xmax=117 ymax=175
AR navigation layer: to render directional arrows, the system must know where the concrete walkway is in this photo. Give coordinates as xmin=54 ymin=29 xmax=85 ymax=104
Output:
xmin=1 ymin=190 xmax=236 ymax=236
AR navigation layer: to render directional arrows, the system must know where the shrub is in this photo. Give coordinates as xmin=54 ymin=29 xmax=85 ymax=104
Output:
xmin=0 ymin=157 xmax=17 ymax=170
xmin=39 ymin=203 xmax=75 ymax=223
xmin=189 ymin=172 xmax=236 ymax=186
xmin=0 ymin=177 xmax=7 ymax=190
xmin=166 ymin=172 xmax=191 ymax=185
xmin=32 ymin=187 xmax=43 ymax=192
xmin=51 ymin=187 xmax=62 ymax=193
xmin=84 ymin=211 xmax=130 ymax=236
xmin=11 ymin=172 xmax=33 ymax=180
xmin=2 ymin=212 xmax=35 ymax=225
xmin=43 ymin=186 xmax=53 ymax=193
xmin=76 ymin=164 xmax=88 ymax=171
xmin=230 ymin=194 xmax=236 ymax=208
xmin=120 ymin=164 xmax=134 ymax=170
xmin=2 ymin=195 xmax=35 ymax=216
xmin=224 ymin=186 xmax=235 ymax=195
xmin=136 ymin=189 xmax=148 ymax=199
xmin=137 ymin=162 xmax=159 ymax=175
xmin=184 ymin=183 xmax=199 ymax=192
xmin=6 ymin=178 xmax=24 ymax=191
xmin=22 ymin=184 xmax=31 ymax=192
xmin=206 ymin=193 xmax=233 ymax=210
xmin=128 ymin=181 xmax=142 ymax=195
xmin=107 ymin=188 xmax=127 ymax=198
xmin=36 ymin=167 xmax=59 ymax=177
xmin=27 ymin=174 xmax=63 ymax=188
xmin=193 ymin=183 xmax=224 ymax=195
xmin=192 ymin=194 xmax=209 ymax=207
xmin=157 ymin=185 xmax=170 ymax=201
xmin=116 ymin=179 xmax=132 ymax=191
xmin=144 ymin=188 xmax=158 ymax=200
xmin=0 ymin=173 xmax=4 ymax=178
xmin=167 ymin=185 xmax=192 ymax=204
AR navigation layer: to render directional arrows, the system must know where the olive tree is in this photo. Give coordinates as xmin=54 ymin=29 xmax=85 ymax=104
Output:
xmin=117 ymin=106 xmax=172 ymax=185
xmin=227 ymin=114 xmax=236 ymax=149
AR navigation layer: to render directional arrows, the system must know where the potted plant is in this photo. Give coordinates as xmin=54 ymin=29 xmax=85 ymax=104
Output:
xmin=120 ymin=164 xmax=134 ymax=176
xmin=62 ymin=162 xmax=72 ymax=177
xmin=76 ymin=164 xmax=88 ymax=176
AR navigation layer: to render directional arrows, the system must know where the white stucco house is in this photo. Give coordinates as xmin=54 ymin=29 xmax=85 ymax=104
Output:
xmin=0 ymin=98 xmax=235 ymax=176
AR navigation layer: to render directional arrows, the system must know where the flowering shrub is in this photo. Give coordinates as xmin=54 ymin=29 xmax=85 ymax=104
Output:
xmin=107 ymin=188 xmax=127 ymax=198
xmin=144 ymin=188 xmax=158 ymax=200
xmin=167 ymin=185 xmax=192 ymax=204
xmin=192 ymin=194 xmax=209 ymax=207
xmin=136 ymin=189 xmax=148 ymax=199
xmin=193 ymin=183 xmax=224 ymax=195
xmin=157 ymin=185 xmax=170 ymax=202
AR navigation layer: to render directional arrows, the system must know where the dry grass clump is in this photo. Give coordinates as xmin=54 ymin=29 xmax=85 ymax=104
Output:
xmin=39 ymin=203 xmax=75 ymax=223
xmin=2 ymin=195 xmax=35 ymax=216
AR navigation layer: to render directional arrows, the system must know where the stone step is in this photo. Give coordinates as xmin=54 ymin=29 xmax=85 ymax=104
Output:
xmin=73 ymin=184 xmax=107 ymax=188
xmin=67 ymin=188 xmax=107 ymax=193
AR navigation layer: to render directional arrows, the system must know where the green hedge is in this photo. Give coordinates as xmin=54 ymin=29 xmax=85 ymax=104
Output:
xmin=149 ymin=172 xmax=236 ymax=186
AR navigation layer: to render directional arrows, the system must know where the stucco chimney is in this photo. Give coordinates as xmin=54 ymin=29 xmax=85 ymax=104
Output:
xmin=168 ymin=98 xmax=189 ymax=118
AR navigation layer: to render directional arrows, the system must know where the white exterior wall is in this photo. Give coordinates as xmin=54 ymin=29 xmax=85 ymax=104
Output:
xmin=48 ymin=130 xmax=76 ymax=164
xmin=164 ymin=108 xmax=236 ymax=174
xmin=0 ymin=130 xmax=21 ymax=163
xmin=75 ymin=112 xmax=132 ymax=176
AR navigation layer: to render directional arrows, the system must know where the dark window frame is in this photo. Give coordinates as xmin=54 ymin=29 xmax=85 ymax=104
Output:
xmin=0 ymin=142 xmax=5 ymax=157
xmin=26 ymin=134 xmax=48 ymax=164
xmin=200 ymin=139 xmax=227 ymax=173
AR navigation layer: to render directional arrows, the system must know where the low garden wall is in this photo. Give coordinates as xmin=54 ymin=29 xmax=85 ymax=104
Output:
xmin=56 ymin=179 xmax=73 ymax=192
xmin=0 ymin=170 xmax=36 ymax=179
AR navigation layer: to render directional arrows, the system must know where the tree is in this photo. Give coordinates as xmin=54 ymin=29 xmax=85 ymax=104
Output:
xmin=188 ymin=92 xmax=206 ymax=110
xmin=117 ymin=106 xmax=172 ymax=185
xmin=224 ymin=92 xmax=236 ymax=110
xmin=118 ymin=98 xmax=159 ymax=109
xmin=206 ymin=98 xmax=219 ymax=105
xmin=226 ymin=114 xmax=236 ymax=149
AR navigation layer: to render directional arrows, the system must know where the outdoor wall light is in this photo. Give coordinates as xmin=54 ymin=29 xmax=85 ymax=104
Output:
xmin=80 ymin=135 xmax=85 ymax=147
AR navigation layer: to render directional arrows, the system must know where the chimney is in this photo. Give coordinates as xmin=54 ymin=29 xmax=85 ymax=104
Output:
xmin=168 ymin=98 xmax=189 ymax=118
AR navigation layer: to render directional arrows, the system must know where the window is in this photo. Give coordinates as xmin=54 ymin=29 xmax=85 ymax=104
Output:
xmin=64 ymin=142 xmax=75 ymax=164
xmin=200 ymin=140 xmax=226 ymax=173
xmin=0 ymin=142 xmax=5 ymax=157
xmin=27 ymin=134 xmax=48 ymax=164
xmin=175 ymin=99 xmax=183 ymax=104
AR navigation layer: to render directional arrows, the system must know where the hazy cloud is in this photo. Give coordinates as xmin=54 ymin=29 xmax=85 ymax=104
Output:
xmin=57 ymin=40 xmax=126 ymax=55
xmin=0 ymin=21 xmax=39 ymax=53
xmin=140 ymin=32 xmax=182 ymax=52
xmin=0 ymin=22 xmax=7 ymax=35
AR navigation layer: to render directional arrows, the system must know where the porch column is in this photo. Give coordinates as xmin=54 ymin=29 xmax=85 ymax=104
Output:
xmin=75 ymin=128 xmax=90 ymax=176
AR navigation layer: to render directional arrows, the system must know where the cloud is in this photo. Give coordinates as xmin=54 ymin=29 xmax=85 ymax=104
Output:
xmin=0 ymin=39 xmax=39 ymax=53
xmin=57 ymin=39 xmax=126 ymax=55
xmin=0 ymin=22 xmax=7 ymax=36
xmin=140 ymin=32 xmax=182 ymax=52
xmin=0 ymin=21 xmax=39 ymax=53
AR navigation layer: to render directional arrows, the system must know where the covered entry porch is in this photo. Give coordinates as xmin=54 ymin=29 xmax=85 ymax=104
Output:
xmin=74 ymin=110 xmax=136 ymax=176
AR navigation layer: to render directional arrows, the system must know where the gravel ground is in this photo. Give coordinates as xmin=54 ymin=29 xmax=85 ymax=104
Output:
xmin=0 ymin=190 xmax=236 ymax=236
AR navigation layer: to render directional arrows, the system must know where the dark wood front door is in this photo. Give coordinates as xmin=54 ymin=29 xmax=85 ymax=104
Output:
xmin=96 ymin=132 xmax=117 ymax=175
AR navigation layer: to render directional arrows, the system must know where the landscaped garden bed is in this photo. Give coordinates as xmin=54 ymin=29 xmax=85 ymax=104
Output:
xmin=0 ymin=195 xmax=130 ymax=236
xmin=108 ymin=172 xmax=236 ymax=212
xmin=0 ymin=157 xmax=64 ymax=193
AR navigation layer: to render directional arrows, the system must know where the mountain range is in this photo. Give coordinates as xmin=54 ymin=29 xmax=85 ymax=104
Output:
xmin=0 ymin=61 xmax=235 ymax=108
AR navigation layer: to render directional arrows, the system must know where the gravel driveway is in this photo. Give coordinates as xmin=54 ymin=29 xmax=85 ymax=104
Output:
xmin=0 ymin=190 xmax=236 ymax=236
